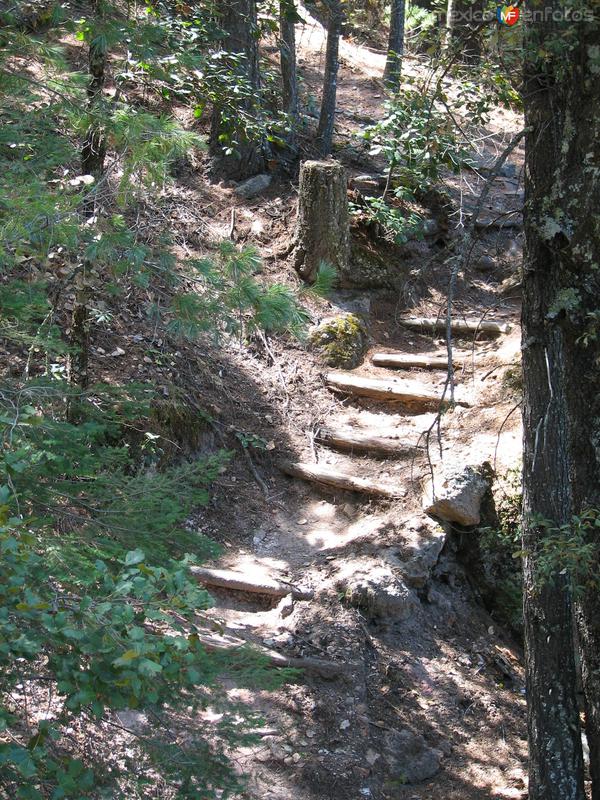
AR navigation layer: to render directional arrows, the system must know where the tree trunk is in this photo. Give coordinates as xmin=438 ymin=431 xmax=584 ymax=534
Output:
xmin=316 ymin=0 xmax=343 ymax=156
xmin=521 ymin=2 xmax=600 ymax=797
xmin=445 ymin=0 xmax=483 ymax=63
xmin=210 ymin=0 xmax=265 ymax=180
xmin=71 ymin=0 xmax=106 ymax=408
xmin=280 ymin=0 xmax=299 ymax=150
xmin=293 ymin=159 xmax=349 ymax=283
xmin=81 ymin=0 xmax=106 ymax=213
xmin=384 ymin=0 xmax=405 ymax=91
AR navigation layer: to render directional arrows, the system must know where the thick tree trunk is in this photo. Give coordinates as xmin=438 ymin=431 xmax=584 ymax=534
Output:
xmin=521 ymin=3 xmax=600 ymax=798
xmin=316 ymin=0 xmax=343 ymax=156
xmin=293 ymin=159 xmax=349 ymax=283
xmin=210 ymin=0 xmax=265 ymax=180
xmin=384 ymin=0 xmax=405 ymax=90
xmin=280 ymin=0 xmax=299 ymax=149
xmin=445 ymin=0 xmax=483 ymax=63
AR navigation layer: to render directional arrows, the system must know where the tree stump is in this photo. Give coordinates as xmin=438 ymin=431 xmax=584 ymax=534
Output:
xmin=293 ymin=160 xmax=350 ymax=284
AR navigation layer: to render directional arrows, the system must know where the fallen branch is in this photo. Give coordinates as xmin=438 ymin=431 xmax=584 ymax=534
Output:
xmin=190 ymin=566 xmax=313 ymax=601
xmin=280 ymin=460 xmax=403 ymax=498
xmin=196 ymin=629 xmax=353 ymax=680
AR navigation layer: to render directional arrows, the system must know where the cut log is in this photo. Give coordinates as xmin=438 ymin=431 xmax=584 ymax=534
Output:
xmin=190 ymin=566 xmax=313 ymax=601
xmin=315 ymin=426 xmax=420 ymax=458
xmin=280 ymin=460 xmax=403 ymax=498
xmin=372 ymin=353 xmax=452 ymax=370
xmin=326 ymin=371 xmax=464 ymax=408
xmin=195 ymin=629 xmax=352 ymax=680
xmin=397 ymin=316 xmax=510 ymax=336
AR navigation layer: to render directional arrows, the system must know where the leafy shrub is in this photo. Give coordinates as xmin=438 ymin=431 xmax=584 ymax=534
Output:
xmin=0 ymin=16 xmax=306 ymax=797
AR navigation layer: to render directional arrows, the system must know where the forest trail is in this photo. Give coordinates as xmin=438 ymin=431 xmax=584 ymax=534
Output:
xmin=176 ymin=11 xmax=530 ymax=800
xmin=197 ymin=308 xmax=525 ymax=800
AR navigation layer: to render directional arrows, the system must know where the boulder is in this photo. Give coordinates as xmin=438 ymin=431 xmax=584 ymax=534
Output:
xmin=349 ymin=173 xmax=386 ymax=193
xmin=475 ymin=254 xmax=496 ymax=272
xmin=339 ymin=565 xmax=417 ymax=622
xmin=383 ymin=728 xmax=442 ymax=784
xmin=234 ymin=173 xmax=272 ymax=199
xmin=309 ymin=313 xmax=368 ymax=369
xmin=423 ymin=465 xmax=491 ymax=527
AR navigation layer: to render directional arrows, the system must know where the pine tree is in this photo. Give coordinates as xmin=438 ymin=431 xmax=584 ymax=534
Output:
xmin=384 ymin=0 xmax=406 ymax=90
xmin=521 ymin=1 xmax=600 ymax=797
xmin=209 ymin=0 xmax=266 ymax=179
xmin=316 ymin=0 xmax=344 ymax=155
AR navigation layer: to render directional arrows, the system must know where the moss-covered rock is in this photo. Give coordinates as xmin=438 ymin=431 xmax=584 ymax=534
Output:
xmin=309 ymin=313 xmax=369 ymax=369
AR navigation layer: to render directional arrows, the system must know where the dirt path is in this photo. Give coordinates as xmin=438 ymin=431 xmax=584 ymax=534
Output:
xmin=197 ymin=306 xmax=526 ymax=800
xmin=179 ymin=15 xmax=529 ymax=800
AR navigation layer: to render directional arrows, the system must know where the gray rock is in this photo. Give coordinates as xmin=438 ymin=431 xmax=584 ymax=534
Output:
xmin=475 ymin=254 xmax=496 ymax=272
xmin=422 ymin=218 xmax=440 ymax=236
xmin=423 ymin=465 xmax=491 ymax=527
xmin=349 ymin=173 xmax=386 ymax=193
xmin=499 ymin=163 xmax=518 ymax=179
xmin=384 ymin=729 xmax=442 ymax=783
xmin=116 ymin=709 xmax=148 ymax=733
xmin=234 ymin=173 xmax=272 ymax=199
xmin=328 ymin=290 xmax=371 ymax=318
xmin=342 ymin=566 xmax=417 ymax=621
xmin=400 ymin=519 xmax=448 ymax=588
xmin=309 ymin=313 xmax=369 ymax=369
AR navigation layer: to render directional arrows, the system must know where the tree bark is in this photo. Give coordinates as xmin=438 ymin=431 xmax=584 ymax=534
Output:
xmin=293 ymin=159 xmax=350 ymax=283
xmin=81 ymin=0 xmax=106 ymax=213
xmin=384 ymin=0 xmax=406 ymax=91
xmin=280 ymin=0 xmax=299 ymax=150
xmin=316 ymin=0 xmax=343 ymax=155
xmin=521 ymin=2 xmax=600 ymax=797
xmin=189 ymin=566 xmax=313 ymax=600
xmin=70 ymin=0 xmax=106 ymax=409
xmin=371 ymin=353 xmax=453 ymax=370
xmin=445 ymin=0 xmax=483 ymax=63
xmin=397 ymin=316 xmax=510 ymax=336
xmin=210 ymin=0 xmax=265 ymax=180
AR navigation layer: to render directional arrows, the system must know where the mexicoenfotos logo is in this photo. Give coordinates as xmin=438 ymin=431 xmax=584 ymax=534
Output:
xmin=497 ymin=3 xmax=520 ymax=25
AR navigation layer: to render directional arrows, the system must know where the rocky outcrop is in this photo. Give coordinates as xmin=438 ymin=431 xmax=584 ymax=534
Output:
xmin=423 ymin=465 xmax=492 ymax=527
xmin=337 ymin=563 xmax=418 ymax=622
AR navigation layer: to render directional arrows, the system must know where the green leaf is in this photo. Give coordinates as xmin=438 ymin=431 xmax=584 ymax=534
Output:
xmin=137 ymin=658 xmax=162 ymax=676
xmin=125 ymin=549 xmax=145 ymax=566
